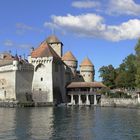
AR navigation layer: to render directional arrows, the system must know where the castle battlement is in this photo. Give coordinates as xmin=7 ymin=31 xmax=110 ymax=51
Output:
xmin=31 ymin=57 xmax=53 ymax=65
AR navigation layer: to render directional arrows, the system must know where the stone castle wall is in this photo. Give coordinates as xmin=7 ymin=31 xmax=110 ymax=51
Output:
xmin=0 ymin=70 xmax=16 ymax=100
xmin=49 ymin=43 xmax=62 ymax=57
xmin=16 ymin=69 xmax=33 ymax=103
xmin=63 ymin=60 xmax=77 ymax=76
xmin=52 ymin=62 xmax=66 ymax=104
xmin=101 ymin=98 xmax=140 ymax=107
xmin=31 ymin=57 xmax=54 ymax=103
xmin=80 ymin=66 xmax=94 ymax=82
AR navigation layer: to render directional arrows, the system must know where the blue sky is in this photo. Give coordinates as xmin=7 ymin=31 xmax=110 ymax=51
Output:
xmin=0 ymin=0 xmax=140 ymax=81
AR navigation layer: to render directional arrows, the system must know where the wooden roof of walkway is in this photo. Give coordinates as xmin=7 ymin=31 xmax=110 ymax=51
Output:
xmin=67 ymin=82 xmax=106 ymax=89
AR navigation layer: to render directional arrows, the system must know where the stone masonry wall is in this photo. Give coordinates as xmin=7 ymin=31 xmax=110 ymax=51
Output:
xmin=0 ymin=70 xmax=16 ymax=100
xmin=52 ymin=62 xmax=66 ymax=104
xmin=101 ymin=98 xmax=140 ymax=107
xmin=16 ymin=69 xmax=33 ymax=103
xmin=31 ymin=57 xmax=53 ymax=103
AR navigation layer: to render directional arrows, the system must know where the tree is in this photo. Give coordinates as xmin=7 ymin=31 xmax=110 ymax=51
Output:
xmin=115 ymin=71 xmax=127 ymax=88
xmin=99 ymin=65 xmax=117 ymax=89
xmin=115 ymin=54 xmax=136 ymax=89
xmin=135 ymin=39 xmax=140 ymax=88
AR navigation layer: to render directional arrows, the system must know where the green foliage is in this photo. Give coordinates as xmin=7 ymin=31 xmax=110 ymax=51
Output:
xmin=99 ymin=39 xmax=140 ymax=89
xmin=99 ymin=88 xmax=110 ymax=95
xmin=135 ymin=39 xmax=140 ymax=88
xmin=99 ymin=65 xmax=117 ymax=89
xmin=115 ymin=54 xmax=136 ymax=88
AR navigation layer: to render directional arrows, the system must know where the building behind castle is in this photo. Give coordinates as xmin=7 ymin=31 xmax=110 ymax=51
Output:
xmin=0 ymin=35 xmax=105 ymax=106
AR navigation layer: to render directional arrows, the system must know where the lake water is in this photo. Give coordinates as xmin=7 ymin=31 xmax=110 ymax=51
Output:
xmin=0 ymin=107 xmax=140 ymax=140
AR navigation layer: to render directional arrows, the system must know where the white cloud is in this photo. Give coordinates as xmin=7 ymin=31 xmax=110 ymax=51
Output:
xmin=72 ymin=1 xmax=100 ymax=8
xmin=16 ymin=23 xmax=43 ymax=34
xmin=44 ymin=13 xmax=140 ymax=41
xmin=3 ymin=39 xmax=32 ymax=49
xmin=108 ymin=0 xmax=140 ymax=16
xmin=3 ymin=40 xmax=14 ymax=47
xmin=44 ymin=22 xmax=59 ymax=30
xmin=105 ymin=19 xmax=140 ymax=41
xmin=18 ymin=44 xmax=32 ymax=49
xmin=16 ymin=23 xmax=33 ymax=30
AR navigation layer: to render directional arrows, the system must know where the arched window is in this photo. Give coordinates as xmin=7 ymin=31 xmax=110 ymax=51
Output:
xmin=4 ymin=91 xmax=6 ymax=98
xmin=41 ymin=77 xmax=43 ymax=81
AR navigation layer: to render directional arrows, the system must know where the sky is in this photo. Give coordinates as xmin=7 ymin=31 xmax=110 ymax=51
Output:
xmin=0 ymin=0 xmax=140 ymax=81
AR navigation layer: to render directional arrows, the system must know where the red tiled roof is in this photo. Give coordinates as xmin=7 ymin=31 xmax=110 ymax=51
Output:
xmin=31 ymin=41 xmax=61 ymax=59
xmin=67 ymin=82 xmax=106 ymax=88
xmin=80 ymin=57 xmax=93 ymax=66
xmin=62 ymin=51 xmax=77 ymax=61
xmin=2 ymin=53 xmax=14 ymax=60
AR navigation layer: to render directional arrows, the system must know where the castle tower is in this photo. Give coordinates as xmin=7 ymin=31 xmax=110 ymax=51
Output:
xmin=62 ymin=51 xmax=77 ymax=77
xmin=80 ymin=57 xmax=94 ymax=82
xmin=46 ymin=35 xmax=63 ymax=57
xmin=29 ymin=40 xmax=66 ymax=105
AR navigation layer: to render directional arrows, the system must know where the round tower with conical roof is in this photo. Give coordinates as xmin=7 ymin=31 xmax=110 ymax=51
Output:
xmin=46 ymin=35 xmax=63 ymax=57
xmin=62 ymin=51 xmax=77 ymax=76
xmin=80 ymin=57 xmax=94 ymax=82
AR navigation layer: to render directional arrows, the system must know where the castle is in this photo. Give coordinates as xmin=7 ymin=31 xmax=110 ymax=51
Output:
xmin=0 ymin=35 xmax=105 ymax=106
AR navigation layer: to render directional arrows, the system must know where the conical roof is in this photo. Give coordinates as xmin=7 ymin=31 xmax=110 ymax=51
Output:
xmin=31 ymin=41 xmax=60 ymax=59
xmin=80 ymin=57 xmax=93 ymax=66
xmin=46 ymin=35 xmax=60 ymax=43
xmin=62 ymin=51 xmax=77 ymax=61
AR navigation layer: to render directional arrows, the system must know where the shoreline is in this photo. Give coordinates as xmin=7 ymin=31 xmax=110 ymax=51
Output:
xmin=0 ymin=100 xmax=140 ymax=109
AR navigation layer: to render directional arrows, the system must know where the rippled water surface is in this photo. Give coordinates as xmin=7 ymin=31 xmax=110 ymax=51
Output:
xmin=0 ymin=107 xmax=140 ymax=140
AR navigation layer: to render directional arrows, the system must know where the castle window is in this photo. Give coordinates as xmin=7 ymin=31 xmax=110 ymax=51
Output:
xmin=41 ymin=77 xmax=43 ymax=81
xmin=83 ymin=74 xmax=85 ymax=77
xmin=88 ymin=74 xmax=90 ymax=77
xmin=39 ymin=88 xmax=41 ymax=91
xmin=4 ymin=91 xmax=6 ymax=98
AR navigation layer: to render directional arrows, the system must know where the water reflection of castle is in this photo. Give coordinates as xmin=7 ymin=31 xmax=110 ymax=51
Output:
xmin=0 ymin=35 xmax=106 ymax=106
